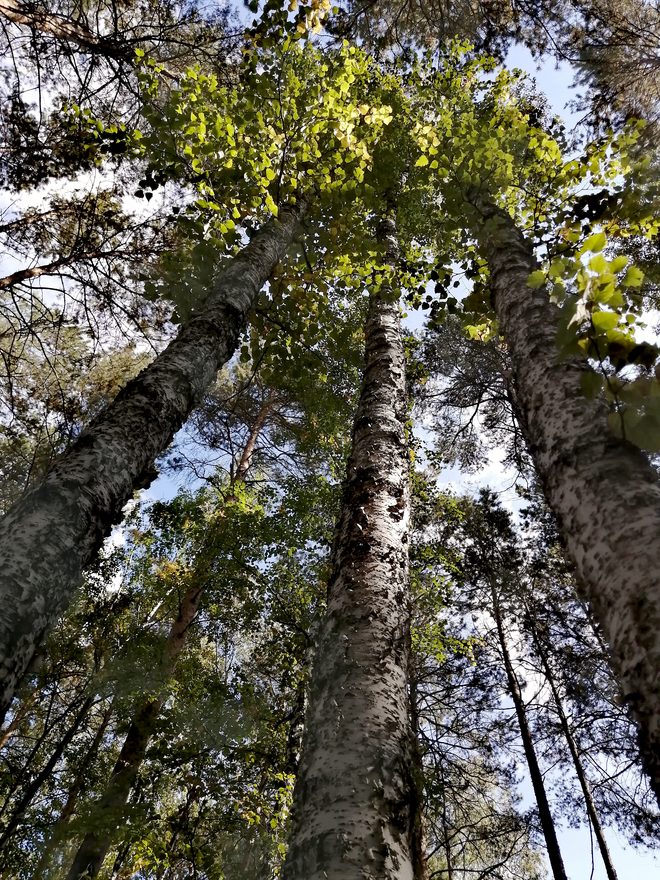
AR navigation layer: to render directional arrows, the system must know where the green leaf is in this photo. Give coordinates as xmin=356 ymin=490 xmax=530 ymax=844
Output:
xmin=527 ymin=270 xmax=546 ymax=289
xmin=610 ymin=255 xmax=629 ymax=273
xmin=591 ymin=311 xmax=619 ymax=331
xmin=589 ymin=253 xmax=607 ymax=273
xmin=580 ymin=371 xmax=604 ymax=399
xmin=415 ymin=155 xmax=429 ymax=167
xmin=579 ymin=231 xmax=607 ymax=254
xmin=622 ymin=266 xmax=644 ymax=287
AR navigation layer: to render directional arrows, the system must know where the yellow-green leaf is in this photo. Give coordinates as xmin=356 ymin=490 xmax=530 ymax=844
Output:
xmin=527 ymin=270 xmax=546 ymax=289
xmin=592 ymin=310 xmax=619 ymax=331
xmin=622 ymin=266 xmax=644 ymax=287
xmin=580 ymin=231 xmax=607 ymax=254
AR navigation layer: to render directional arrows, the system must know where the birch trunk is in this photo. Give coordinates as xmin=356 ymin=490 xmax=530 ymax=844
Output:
xmin=489 ymin=582 xmax=568 ymax=880
xmin=0 ymin=201 xmax=305 ymax=725
xmin=282 ymin=215 xmax=417 ymax=880
xmin=472 ymin=194 xmax=660 ymax=799
xmin=63 ymin=399 xmax=274 ymax=880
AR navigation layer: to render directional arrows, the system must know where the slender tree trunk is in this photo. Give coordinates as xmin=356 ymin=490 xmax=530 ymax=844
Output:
xmin=0 ymin=694 xmax=95 ymax=852
xmin=233 ymin=388 xmax=278 ymax=485
xmin=0 ymin=689 xmax=36 ymax=750
xmin=528 ymin=615 xmax=619 ymax=880
xmin=409 ymin=668 xmax=429 ymax=880
xmin=0 ymin=686 xmax=69 ymax=820
xmin=282 ymin=213 xmax=417 ymax=880
xmin=64 ymin=591 xmax=199 ymax=880
xmin=34 ymin=700 xmax=114 ymax=879
xmin=0 ymin=208 xmax=59 ymax=235
xmin=282 ymin=677 xmax=307 ymax=779
xmin=0 ymin=252 xmax=105 ymax=289
xmin=64 ymin=398 xmax=275 ymax=880
xmin=440 ymin=789 xmax=453 ymax=880
xmin=0 ymin=199 xmax=306 ymax=725
xmin=489 ymin=583 xmax=568 ymax=880
xmin=471 ymin=193 xmax=660 ymax=799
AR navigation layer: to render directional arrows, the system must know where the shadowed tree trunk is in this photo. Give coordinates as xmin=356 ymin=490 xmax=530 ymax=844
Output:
xmin=470 ymin=192 xmax=660 ymax=801
xmin=282 ymin=212 xmax=419 ymax=880
xmin=0 ymin=689 xmax=37 ymax=750
xmin=0 ymin=693 xmax=95 ymax=852
xmin=489 ymin=580 xmax=568 ymax=880
xmin=0 ymin=199 xmax=306 ymax=727
xmin=33 ymin=700 xmax=114 ymax=879
xmin=527 ymin=609 xmax=619 ymax=880
xmin=0 ymin=1 xmax=132 ymax=60
xmin=63 ymin=395 xmax=276 ymax=880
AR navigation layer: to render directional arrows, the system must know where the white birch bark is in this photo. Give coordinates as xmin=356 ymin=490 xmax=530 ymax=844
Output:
xmin=471 ymin=194 xmax=660 ymax=799
xmin=0 ymin=201 xmax=305 ymax=723
xmin=282 ymin=216 xmax=419 ymax=880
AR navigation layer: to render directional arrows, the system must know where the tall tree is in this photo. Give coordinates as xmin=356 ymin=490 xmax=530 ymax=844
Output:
xmin=283 ymin=208 xmax=419 ymax=878
xmin=469 ymin=194 xmax=660 ymax=797
xmin=458 ymin=497 xmax=568 ymax=880
xmin=0 ymin=201 xmax=303 ymax=725
xmin=331 ymin=0 xmax=660 ymax=135
xmin=63 ymin=387 xmax=278 ymax=880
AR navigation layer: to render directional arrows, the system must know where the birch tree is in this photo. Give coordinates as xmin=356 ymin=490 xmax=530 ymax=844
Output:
xmin=470 ymin=198 xmax=660 ymax=798
xmin=331 ymin=0 xmax=660 ymax=135
xmin=63 ymin=393 xmax=275 ymax=880
xmin=283 ymin=205 xmax=421 ymax=879
xmin=398 ymin=50 xmax=660 ymax=798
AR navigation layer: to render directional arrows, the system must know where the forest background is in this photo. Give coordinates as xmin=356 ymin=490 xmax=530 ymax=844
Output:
xmin=1 ymin=1 xmax=660 ymax=879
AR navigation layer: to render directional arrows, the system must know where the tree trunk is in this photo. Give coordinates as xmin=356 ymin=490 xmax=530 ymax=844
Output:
xmin=282 ymin=214 xmax=417 ymax=880
xmin=65 ymin=698 xmax=168 ymax=880
xmin=0 ymin=2 xmax=130 ymax=60
xmin=0 ymin=199 xmax=305 ymax=726
xmin=472 ymin=193 xmax=660 ymax=800
xmin=0 ymin=252 xmax=101 ymax=289
xmin=0 ymin=689 xmax=37 ymax=750
xmin=34 ymin=700 xmax=114 ymax=879
xmin=64 ymin=397 xmax=275 ymax=880
xmin=0 ymin=208 xmax=59 ymax=235
xmin=528 ymin=614 xmax=619 ymax=880
xmin=439 ymin=786 xmax=453 ymax=880
xmin=489 ymin=583 xmax=568 ymax=880
xmin=0 ymin=694 xmax=95 ymax=852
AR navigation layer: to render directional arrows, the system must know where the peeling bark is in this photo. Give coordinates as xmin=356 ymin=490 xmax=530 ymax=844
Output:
xmin=471 ymin=193 xmax=660 ymax=800
xmin=282 ymin=215 xmax=417 ymax=880
xmin=0 ymin=201 xmax=305 ymax=724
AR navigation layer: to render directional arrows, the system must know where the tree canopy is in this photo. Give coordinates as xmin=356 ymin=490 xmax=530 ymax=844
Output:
xmin=0 ymin=2 xmax=659 ymax=878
